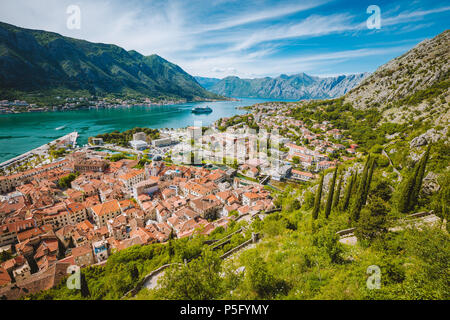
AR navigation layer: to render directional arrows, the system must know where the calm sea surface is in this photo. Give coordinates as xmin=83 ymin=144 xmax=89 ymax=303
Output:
xmin=0 ymin=98 xmax=292 ymax=162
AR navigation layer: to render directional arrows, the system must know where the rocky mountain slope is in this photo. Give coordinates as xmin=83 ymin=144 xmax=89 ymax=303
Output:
xmin=196 ymin=73 xmax=368 ymax=100
xmin=344 ymin=29 xmax=449 ymax=125
xmin=0 ymin=22 xmax=221 ymax=101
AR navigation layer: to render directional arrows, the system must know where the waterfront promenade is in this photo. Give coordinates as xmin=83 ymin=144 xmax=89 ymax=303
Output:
xmin=0 ymin=131 xmax=78 ymax=170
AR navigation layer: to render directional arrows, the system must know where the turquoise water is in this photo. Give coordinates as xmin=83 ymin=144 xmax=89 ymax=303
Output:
xmin=0 ymin=98 xmax=292 ymax=162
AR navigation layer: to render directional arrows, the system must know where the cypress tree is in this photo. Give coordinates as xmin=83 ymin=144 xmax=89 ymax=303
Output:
xmin=410 ymin=144 xmax=431 ymax=211
xmin=342 ymin=173 xmax=354 ymax=211
xmin=324 ymin=167 xmax=338 ymax=218
xmin=333 ymin=175 xmax=343 ymax=209
xmin=351 ymin=155 xmax=371 ymax=222
xmin=398 ymin=159 xmax=421 ymax=213
xmin=362 ymin=159 xmax=376 ymax=206
xmin=312 ymin=173 xmax=324 ymax=220
xmin=351 ymin=171 xmax=359 ymax=194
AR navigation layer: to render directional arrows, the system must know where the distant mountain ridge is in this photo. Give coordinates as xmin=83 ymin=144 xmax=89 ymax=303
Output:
xmin=195 ymin=72 xmax=369 ymax=100
xmin=0 ymin=21 xmax=221 ymax=101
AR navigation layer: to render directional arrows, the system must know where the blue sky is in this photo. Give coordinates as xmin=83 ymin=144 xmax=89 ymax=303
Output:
xmin=0 ymin=0 xmax=449 ymax=78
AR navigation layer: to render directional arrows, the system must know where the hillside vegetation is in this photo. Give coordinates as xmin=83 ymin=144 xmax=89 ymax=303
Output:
xmin=345 ymin=29 xmax=449 ymax=126
xmin=0 ymin=22 xmax=222 ymax=103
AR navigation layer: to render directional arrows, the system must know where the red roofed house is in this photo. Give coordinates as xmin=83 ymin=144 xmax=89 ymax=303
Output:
xmin=1 ymin=255 xmax=31 ymax=282
xmin=34 ymin=238 xmax=60 ymax=272
xmin=0 ymin=267 xmax=12 ymax=287
xmin=71 ymin=243 xmax=94 ymax=267
xmin=189 ymin=195 xmax=222 ymax=219
xmin=242 ymin=192 xmax=262 ymax=207
xmin=291 ymin=169 xmax=316 ymax=182
xmin=316 ymin=161 xmax=335 ymax=171
xmin=119 ymin=169 xmax=146 ymax=192
xmin=90 ymin=200 xmax=122 ymax=227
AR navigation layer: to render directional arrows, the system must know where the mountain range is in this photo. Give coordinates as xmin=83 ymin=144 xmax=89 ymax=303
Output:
xmin=195 ymin=73 xmax=369 ymax=100
xmin=0 ymin=21 xmax=221 ymax=102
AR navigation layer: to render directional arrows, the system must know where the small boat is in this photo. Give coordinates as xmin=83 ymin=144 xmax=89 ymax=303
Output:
xmin=191 ymin=106 xmax=212 ymax=114
xmin=55 ymin=125 xmax=66 ymax=130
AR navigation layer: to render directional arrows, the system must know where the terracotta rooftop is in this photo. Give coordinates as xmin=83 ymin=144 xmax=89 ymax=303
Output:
xmin=90 ymin=200 xmax=120 ymax=217
xmin=0 ymin=262 xmax=71 ymax=300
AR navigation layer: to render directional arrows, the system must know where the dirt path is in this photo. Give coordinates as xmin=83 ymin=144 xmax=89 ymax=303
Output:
xmin=382 ymin=148 xmax=401 ymax=182
xmin=338 ymin=213 xmax=441 ymax=245
xmin=143 ymin=271 xmax=165 ymax=290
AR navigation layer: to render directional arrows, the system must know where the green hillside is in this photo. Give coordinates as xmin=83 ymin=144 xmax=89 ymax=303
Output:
xmin=0 ymin=22 xmax=222 ymax=103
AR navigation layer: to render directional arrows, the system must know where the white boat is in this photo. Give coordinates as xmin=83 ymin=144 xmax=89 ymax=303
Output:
xmin=192 ymin=106 xmax=212 ymax=114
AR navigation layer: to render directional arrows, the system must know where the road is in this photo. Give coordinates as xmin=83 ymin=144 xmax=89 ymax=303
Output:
xmin=338 ymin=213 xmax=442 ymax=245
xmin=0 ymin=131 xmax=78 ymax=172
xmin=143 ymin=271 xmax=165 ymax=290
xmin=382 ymin=148 xmax=401 ymax=182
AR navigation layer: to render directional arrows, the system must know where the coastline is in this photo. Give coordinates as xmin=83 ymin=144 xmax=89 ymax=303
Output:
xmin=0 ymin=131 xmax=78 ymax=173
xmin=0 ymin=96 xmax=236 ymax=115
xmin=0 ymin=98 xmax=273 ymax=164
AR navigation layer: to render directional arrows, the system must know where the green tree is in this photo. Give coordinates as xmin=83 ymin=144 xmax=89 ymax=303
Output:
xmin=398 ymin=159 xmax=421 ymax=213
xmin=154 ymin=249 xmax=223 ymax=300
xmin=355 ymin=196 xmax=389 ymax=244
xmin=0 ymin=251 xmax=13 ymax=263
xmin=244 ymin=252 xmax=279 ymax=299
xmin=58 ymin=172 xmax=79 ymax=188
xmin=292 ymin=199 xmax=301 ymax=211
xmin=341 ymin=172 xmax=354 ymax=211
xmin=410 ymin=144 xmax=431 ymax=210
xmin=430 ymin=173 xmax=450 ymax=232
xmin=351 ymin=155 xmax=371 ymax=222
xmin=312 ymin=174 xmax=324 ymax=220
xmin=371 ymin=180 xmax=393 ymax=202
xmin=303 ymin=190 xmax=315 ymax=210
xmin=362 ymin=159 xmax=376 ymax=206
xmin=129 ymin=264 xmax=139 ymax=281
xmin=108 ymin=153 xmax=128 ymax=162
xmin=324 ymin=167 xmax=338 ymax=218
xmin=351 ymin=171 xmax=358 ymax=194
xmin=332 ymin=175 xmax=343 ymax=209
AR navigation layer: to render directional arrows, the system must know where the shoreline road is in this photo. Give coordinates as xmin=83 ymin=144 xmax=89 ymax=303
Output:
xmin=0 ymin=131 xmax=78 ymax=170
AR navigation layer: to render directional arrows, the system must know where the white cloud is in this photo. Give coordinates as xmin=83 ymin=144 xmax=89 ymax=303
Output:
xmin=231 ymin=13 xmax=358 ymax=51
xmin=179 ymin=45 xmax=411 ymax=78
xmin=0 ymin=0 xmax=441 ymax=79
xmin=383 ymin=6 xmax=450 ymax=26
xmin=191 ymin=0 xmax=330 ymax=33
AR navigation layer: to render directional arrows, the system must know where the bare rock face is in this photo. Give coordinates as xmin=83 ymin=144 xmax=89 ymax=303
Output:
xmin=344 ymin=30 xmax=449 ymax=127
xmin=409 ymin=151 xmax=423 ymax=162
xmin=322 ymin=172 xmax=334 ymax=194
xmin=386 ymin=132 xmax=400 ymax=140
xmin=422 ymin=172 xmax=440 ymax=195
xmin=410 ymin=128 xmax=443 ymax=148
xmin=410 ymin=135 xmax=428 ymax=148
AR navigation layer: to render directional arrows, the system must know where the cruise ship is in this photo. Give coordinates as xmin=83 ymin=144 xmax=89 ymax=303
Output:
xmin=191 ymin=106 xmax=212 ymax=114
